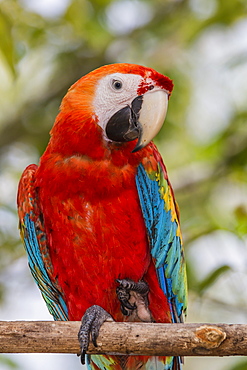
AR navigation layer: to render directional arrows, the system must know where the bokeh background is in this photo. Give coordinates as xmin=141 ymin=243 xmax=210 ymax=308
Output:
xmin=0 ymin=0 xmax=247 ymax=369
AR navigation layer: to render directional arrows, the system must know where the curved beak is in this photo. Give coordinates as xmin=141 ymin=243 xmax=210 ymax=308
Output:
xmin=132 ymin=90 xmax=168 ymax=152
xmin=105 ymin=90 xmax=168 ymax=152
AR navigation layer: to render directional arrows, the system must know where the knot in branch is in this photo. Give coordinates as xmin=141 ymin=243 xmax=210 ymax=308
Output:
xmin=195 ymin=325 xmax=227 ymax=349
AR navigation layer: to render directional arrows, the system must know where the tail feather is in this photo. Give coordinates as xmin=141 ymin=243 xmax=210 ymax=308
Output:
xmin=172 ymin=356 xmax=183 ymax=370
xmin=88 ymin=355 xmax=182 ymax=370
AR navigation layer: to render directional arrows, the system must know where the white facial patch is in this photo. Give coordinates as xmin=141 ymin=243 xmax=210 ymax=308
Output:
xmin=93 ymin=73 xmax=143 ymax=131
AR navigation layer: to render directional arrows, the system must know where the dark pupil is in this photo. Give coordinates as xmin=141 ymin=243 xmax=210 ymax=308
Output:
xmin=114 ymin=81 xmax=122 ymax=89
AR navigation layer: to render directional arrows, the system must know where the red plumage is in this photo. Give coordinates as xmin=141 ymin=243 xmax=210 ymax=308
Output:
xmin=35 ymin=136 xmax=171 ymax=323
xmin=31 ymin=63 xmax=173 ymax=322
xmin=18 ymin=64 xmax=184 ymax=369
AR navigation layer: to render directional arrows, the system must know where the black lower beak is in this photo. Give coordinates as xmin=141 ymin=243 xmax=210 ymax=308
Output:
xmin=105 ymin=96 xmax=143 ymax=143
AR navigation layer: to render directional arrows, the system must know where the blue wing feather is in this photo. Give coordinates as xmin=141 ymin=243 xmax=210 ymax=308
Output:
xmin=23 ymin=214 xmax=68 ymax=320
xmin=136 ymin=160 xmax=187 ymax=323
xmin=18 ymin=165 xmax=68 ymax=321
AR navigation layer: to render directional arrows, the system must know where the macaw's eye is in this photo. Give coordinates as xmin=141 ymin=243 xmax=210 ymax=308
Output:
xmin=112 ymin=79 xmax=123 ymax=90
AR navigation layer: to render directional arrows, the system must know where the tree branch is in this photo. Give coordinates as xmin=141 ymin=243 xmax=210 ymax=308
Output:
xmin=1 ymin=321 xmax=247 ymax=356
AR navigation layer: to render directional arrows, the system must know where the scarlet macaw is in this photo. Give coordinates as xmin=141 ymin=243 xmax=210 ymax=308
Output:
xmin=17 ymin=63 xmax=187 ymax=370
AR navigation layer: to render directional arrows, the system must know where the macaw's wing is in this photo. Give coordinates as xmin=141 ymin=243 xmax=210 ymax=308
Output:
xmin=136 ymin=143 xmax=187 ymax=323
xmin=17 ymin=164 xmax=68 ymax=321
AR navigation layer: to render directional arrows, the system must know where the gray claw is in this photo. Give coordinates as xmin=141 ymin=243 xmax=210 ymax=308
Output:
xmin=116 ymin=278 xmax=149 ymax=317
xmin=116 ymin=285 xmax=136 ymax=310
xmin=78 ymin=305 xmax=113 ymax=365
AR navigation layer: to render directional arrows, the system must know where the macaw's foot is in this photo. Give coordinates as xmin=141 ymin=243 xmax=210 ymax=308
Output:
xmin=116 ymin=278 xmax=153 ymax=322
xmin=78 ymin=305 xmax=113 ymax=365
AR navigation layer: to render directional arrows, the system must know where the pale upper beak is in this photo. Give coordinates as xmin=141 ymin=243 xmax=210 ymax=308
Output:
xmin=132 ymin=90 xmax=168 ymax=152
xmin=105 ymin=89 xmax=169 ymax=152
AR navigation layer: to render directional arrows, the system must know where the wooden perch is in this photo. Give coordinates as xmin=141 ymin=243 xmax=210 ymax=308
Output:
xmin=1 ymin=321 xmax=247 ymax=356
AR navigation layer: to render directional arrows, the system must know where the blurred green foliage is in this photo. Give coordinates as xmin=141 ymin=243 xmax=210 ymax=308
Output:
xmin=0 ymin=356 xmax=19 ymax=369
xmin=230 ymin=361 xmax=247 ymax=370
xmin=0 ymin=1 xmax=247 ymax=369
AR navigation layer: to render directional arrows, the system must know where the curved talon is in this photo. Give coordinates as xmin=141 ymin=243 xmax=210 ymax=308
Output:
xmin=78 ymin=305 xmax=113 ymax=365
xmin=120 ymin=304 xmax=129 ymax=316
xmin=116 ymin=278 xmax=150 ymax=318
xmin=116 ymin=287 xmax=136 ymax=310
xmin=116 ymin=283 xmax=136 ymax=315
xmin=121 ymin=298 xmax=136 ymax=310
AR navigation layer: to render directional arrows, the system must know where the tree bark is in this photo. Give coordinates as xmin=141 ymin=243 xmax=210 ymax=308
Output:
xmin=0 ymin=321 xmax=247 ymax=356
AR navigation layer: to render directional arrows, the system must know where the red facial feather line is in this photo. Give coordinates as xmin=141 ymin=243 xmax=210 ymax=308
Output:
xmin=137 ymin=72 xmax=173 ymax=96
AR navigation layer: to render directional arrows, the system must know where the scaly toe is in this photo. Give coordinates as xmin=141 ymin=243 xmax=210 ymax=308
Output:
xmin=78 ymin=305 xmax=113 ymax=365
